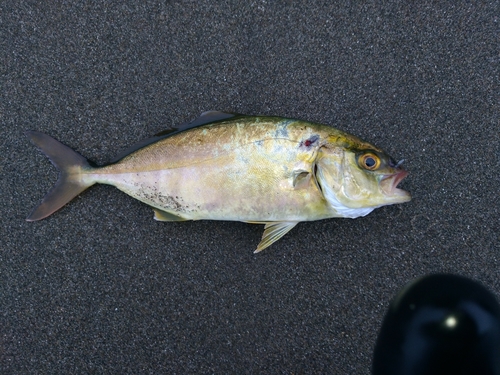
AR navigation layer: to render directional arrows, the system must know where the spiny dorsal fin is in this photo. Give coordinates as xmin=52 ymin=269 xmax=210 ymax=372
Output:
xmin=109 ymin=111 xmax=243 ymax=163
xmin=254 ymin=221 xmax=299 ymax=253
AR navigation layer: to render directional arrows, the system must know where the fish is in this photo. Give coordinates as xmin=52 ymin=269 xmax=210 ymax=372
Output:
xmin=26 ymin=111 xmax=411 ymax=252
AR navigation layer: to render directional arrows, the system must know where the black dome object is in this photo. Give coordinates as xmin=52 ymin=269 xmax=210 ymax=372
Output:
xmin=372 ymin=274 xmax=500 ymax=375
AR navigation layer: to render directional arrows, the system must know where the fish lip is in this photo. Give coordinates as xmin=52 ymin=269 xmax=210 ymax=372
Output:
xmin=380 ymin=169 xmax=410 ymax=199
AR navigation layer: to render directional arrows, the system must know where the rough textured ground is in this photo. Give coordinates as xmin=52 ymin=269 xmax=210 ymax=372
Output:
xmin=1 ymin=1 xmax=498 ymax=374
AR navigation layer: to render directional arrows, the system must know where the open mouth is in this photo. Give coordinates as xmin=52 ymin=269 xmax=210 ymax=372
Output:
xmin=380 ymin=170 xmax=410 ymax=199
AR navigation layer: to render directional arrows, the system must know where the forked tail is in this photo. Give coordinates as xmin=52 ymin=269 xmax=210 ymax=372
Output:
xmin=26 ymin=131 xmax=96 ymax=221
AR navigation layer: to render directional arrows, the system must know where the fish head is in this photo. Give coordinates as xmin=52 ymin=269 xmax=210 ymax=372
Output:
xmin=315 ymin=145 xmax=411 ymax=218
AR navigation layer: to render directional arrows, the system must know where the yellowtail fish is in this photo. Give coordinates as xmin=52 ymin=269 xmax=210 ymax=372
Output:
xmin=27 ymin=111 xmax=411 ymax=252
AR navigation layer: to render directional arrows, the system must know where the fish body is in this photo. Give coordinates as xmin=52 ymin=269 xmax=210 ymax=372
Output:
xmin=27 ymin=111 xmax=411 ymax=252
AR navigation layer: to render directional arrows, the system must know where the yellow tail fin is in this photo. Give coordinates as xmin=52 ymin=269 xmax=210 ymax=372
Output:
xmin=26 ymin=131 xmax=95 ymax=221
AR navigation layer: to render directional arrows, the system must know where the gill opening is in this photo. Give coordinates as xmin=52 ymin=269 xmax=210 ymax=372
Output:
xmin=313 ymin=163 xmax=323 ymax=195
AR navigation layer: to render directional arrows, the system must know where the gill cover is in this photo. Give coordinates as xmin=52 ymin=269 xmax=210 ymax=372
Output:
xmin=314 ymin=146 xmax=378 ymax=218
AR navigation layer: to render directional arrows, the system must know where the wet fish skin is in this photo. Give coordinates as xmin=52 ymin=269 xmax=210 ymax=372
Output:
xmin=26 ymin=112 xmax=411 ymax=252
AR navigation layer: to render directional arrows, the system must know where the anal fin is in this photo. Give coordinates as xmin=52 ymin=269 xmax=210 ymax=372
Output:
xmin=254 ymin=221 xmax=299 ymax=253
xmin=153 ymin=208 xmax=188 ymax=222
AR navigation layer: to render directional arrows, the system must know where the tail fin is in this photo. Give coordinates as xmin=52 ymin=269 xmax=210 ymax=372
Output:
xmin=26 ymin=131 xmax=96 ymax=221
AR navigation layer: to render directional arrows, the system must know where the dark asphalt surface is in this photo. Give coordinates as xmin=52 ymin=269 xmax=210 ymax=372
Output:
xmin=1 ymin=1 xmax=498 ymax=374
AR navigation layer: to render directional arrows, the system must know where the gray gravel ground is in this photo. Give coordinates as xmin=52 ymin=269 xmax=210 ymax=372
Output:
xmin=1 ymin=1 xmax=498 ymax=373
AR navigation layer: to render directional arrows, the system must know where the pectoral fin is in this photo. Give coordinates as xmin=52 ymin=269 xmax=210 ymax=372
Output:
xmin=153 ymin=208 xmax=188 ymax=222
xmin=292 ymin=170 xmax=311 ymax=189
xmin=254 ymin=221 xmax=299 ymax=253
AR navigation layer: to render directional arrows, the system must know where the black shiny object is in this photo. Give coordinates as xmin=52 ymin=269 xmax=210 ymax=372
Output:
xmin=373 ymin=274 xmax=500 ymax=375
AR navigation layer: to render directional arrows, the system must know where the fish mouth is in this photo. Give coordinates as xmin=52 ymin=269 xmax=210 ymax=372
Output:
xmin=380 ymin=170 xmax=411 ymax=201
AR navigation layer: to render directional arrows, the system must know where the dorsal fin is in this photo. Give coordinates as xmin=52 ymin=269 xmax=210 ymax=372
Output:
xmin=154 ymin=111 xmax=239 ymax=136
xmin=108 ymin=111 xmax=242 ymax=163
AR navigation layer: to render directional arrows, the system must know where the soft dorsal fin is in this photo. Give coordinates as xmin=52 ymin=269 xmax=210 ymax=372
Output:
xmin=154 ymin=111 xmax=239 ymax=136
xmin=108 ymin=111 xmax=243 ymax=163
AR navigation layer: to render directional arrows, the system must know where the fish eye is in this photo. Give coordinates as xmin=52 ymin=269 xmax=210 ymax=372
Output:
xmin=359 ymin=153 xmax=381 ymax=171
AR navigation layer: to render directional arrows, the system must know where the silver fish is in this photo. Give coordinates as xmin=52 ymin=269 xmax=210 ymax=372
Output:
xmin=27 ymin=111 xmax=411 ymax=252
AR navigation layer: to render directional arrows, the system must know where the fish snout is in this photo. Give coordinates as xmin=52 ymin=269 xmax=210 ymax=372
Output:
xmin=380 ymin=169 xmax=411 ymax=201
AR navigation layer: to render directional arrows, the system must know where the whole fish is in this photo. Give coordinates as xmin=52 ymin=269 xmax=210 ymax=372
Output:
xmin=27 ymin=111 xmax=411 ymax=252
